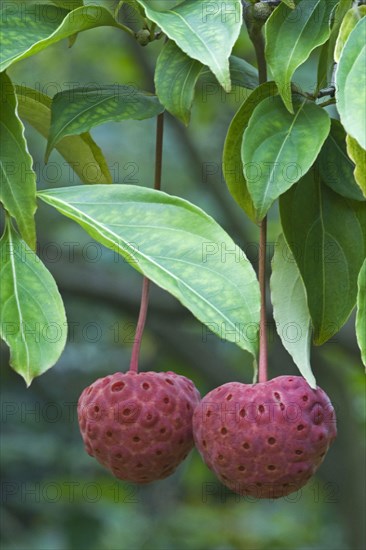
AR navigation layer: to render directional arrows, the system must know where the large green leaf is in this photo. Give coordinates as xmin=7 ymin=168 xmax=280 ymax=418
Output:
xmin=271 ymin=234 xmax=315 ymax=388
xmin=346 ymin=134 xmax=366 ymax=198
xmin=137 ymin=0 xmax=242 ymax=92
xmin=223 ymin=82 xmax=277 ymax=223
xmin=265 ymin=0 xmax=338 ymax=113
xmin=280 ymin=169 xmax=366 ymax=345
xmin=336 ymin=17 xmax=366 ymax=149
xmin=46 ymin=86 xmax=164 ymax=160
xmin=334 ymin=4 xmax=366 ymax=62
xmin=38 ymin=185 xmax=260 ymax=360
xmin=0 ymin=73 xmax=37 ymax=250
xmin=16 ymin=86 xmax=112 ymax=184
xmin=318 ymin=119 xmax=365 ymax=201
xmin=241 ymin=96 xmax=330 ymax=220
xmin=155 ymin=40 xmax=258 ymax=125
xmin=356 ymin=259 xmax=366 ymax=367
xmin=317 ymin=0 xmax=353 ymax=91
xmin=0 ymin=221 xmax=67 ymax=386
xmin=0 ymin=4 xmax=128 ymax=72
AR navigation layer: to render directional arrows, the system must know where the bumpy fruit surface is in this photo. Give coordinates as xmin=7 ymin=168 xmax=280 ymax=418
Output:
xmin=78 ymin=371 xmax=200 ymax=483
xmin=193 ymin=376 xmax=337 ymax=499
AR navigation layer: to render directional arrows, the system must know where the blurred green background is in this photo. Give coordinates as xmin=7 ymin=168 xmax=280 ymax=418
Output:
xmin=1 ymin=1 xmax=365 ymax=549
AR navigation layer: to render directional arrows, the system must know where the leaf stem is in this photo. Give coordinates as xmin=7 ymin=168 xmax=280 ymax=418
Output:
xmin=129 ymin=113 xmax=164 ymax=373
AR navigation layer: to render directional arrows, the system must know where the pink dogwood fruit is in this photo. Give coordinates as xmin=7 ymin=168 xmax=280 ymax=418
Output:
xmin=193 ymin=376 xmax=337 ymax=498
xmin=78 ymin=370 xmax=200 ymax=483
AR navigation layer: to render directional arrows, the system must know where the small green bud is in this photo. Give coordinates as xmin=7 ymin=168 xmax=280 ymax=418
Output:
xmin=135 ymin=29 xmax=151 ymax=46
xmin=253 ymin=2 xmax=272 ymax=21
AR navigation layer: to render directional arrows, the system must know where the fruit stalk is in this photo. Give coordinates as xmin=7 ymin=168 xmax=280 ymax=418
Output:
xmin=129 ymin=277 xmax=151 ymax=373
xmin=258 ymin=217 xmax=268 ymax=382
xmin=129 ymin=113 xmax=165 ymax=373
xmin=245 ymin=6 xmax=269 ymax=382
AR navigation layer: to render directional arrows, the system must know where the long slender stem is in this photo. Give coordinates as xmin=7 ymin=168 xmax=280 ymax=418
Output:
xmin=258 ymin=218 xmax=268 ymax=382
xmin=244 ymin=4 xmax=268 ymax=382
xmin=129 ymin=113 xmax=164 ymax=373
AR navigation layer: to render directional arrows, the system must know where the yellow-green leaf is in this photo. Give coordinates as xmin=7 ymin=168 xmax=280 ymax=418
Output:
xmin=334 ymin=4 xmax=366 ymax=62
xmin=346 ymin=134 xmax=366 ymax=198
xmin=16 ymin=86 xmax=112 ymax=184
xmin=0 ymin=221 xmax=67 ymax=386
xmin=336 ymin=17 xmax=366 ymax=149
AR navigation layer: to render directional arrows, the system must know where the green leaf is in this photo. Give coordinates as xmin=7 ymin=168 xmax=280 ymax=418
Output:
xmin=241 ymin=96 xmax=330 ymax=220
xmin=223 ymin=82 xmax=277 ymax=223
xmin=334 ymin=4 xmax=366 ymax=62
xmin=38 ymin=184 xmax=260 ymax=360
xmin=317 ymin=0 xmax=353 ymax=92
xmin=336 ymin=17 xmax=366 ymax=149
xmin=16 ymin=86 xmax=112 ymax=184
xmin=136 ymin=0 xmax=242 ymax=92
xmin=0 ymin=4 xmax=128 ymax=72
xmin=265 ymin=0 xmax=338 ymax=113
xmin=46 ymin=86 xmax=164 ymax=160
xmin=356 ymin=259 xmax=366 ymax=367
xmin=0 ymin=73 xmax=37 ymax=250
xmin=0 ymin=221 xmax=67 ymax=386
xmin=155 ymin=40 xmax=258 ymax=125
xmin=155 ymin=40 xmax=203 ymax=125
xmin=271 ymin=234 xmax=315 ymax=388
xmin=318 ymin=119 xmax=365 ymax=201
xmin=346 ymin=134 xmax=366 ymax=198
xmin=280 ymin=168 xmax=366 ymax=345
